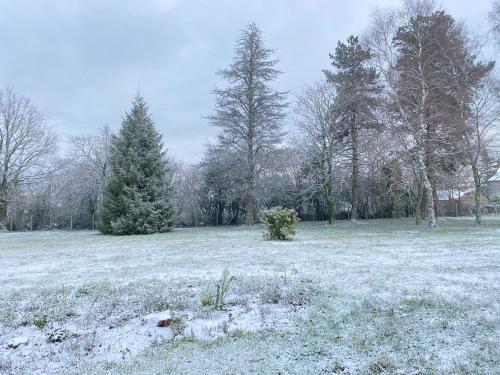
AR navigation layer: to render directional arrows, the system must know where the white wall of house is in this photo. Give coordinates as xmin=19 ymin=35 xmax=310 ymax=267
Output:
xmin=487 ymin=181 xmax=500 ymax=198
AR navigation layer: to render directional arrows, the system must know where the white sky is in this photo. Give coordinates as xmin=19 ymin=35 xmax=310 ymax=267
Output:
xmin=0 ymin=0 xmax=496 ymax=163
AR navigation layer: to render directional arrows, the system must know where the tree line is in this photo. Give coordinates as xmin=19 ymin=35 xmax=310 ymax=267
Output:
xmin=1 ymin=0 xmax=499 ymax=232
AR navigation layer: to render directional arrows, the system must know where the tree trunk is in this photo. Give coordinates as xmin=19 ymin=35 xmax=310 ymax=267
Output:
xmin=325 ymin=158 xmax=335 ymax=224
xmin=245 ymin=190 xmax=255 ymax=225
xmin=0 ymin=179 xmax=7 ymax=225
xmin=217 ymin=200 xmax=224 ymax=226
xmin=432 ymin=183 xmax=439 ymax=218
xmin=245 ymin=154 xmax=255 ymax=225
xmin=414 ymin=72 xmax=436 ymax=229
xmin=415 ymin=180 xmax=423 ymax=225
xmin=326 ymin=194 xmax=334 ymax=224
xmin=351 ymin=114 xmax=359 ymax=222
xmin=0 ymin=203 xmax=6 ymax=225
xmin=472 ymin=165 xmax=482 ymax=225
xmin=316 ymin=197 xmax=321 ymax=221
xmin=245 ymin=104 xmax=256 ymax=225
xmin=425 ymin=120 xmax=439 ymax=219
xmin=417 ymin=148 xmax=436 ymax=229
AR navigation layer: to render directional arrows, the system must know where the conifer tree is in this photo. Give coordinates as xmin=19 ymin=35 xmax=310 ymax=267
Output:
xmin=208 ymin=23 xmax=287 ymax=225
xmin=324 ymin=36 xmax=380 ymax=221
xmin=99 ymin=95 xmax=175 ymax=234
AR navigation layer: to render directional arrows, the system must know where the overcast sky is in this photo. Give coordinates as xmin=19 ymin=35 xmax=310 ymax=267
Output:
xmin=0 ymin=0 xmax=495 ymax=163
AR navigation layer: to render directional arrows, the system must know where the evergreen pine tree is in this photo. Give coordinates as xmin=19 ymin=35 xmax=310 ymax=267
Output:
xmin=98 ymin=95 xmax=175 ymax=234
xmin=324 ymin=36 xmax=380 ymax=221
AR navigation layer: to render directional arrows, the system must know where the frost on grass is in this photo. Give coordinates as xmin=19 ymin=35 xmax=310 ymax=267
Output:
xmin=0 ymin=273 xmax=314 ymax=374
xmin=0 ymin=218 xmax=499 ymax=374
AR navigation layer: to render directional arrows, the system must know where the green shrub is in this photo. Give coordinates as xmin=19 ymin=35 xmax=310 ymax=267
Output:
xmin=201 ymin=292 xmax=213 ymax=307
xmin=259 ymin=207 xmax=299 ymax=240
xmin=33 ymin=315 xmax=49 ymax=329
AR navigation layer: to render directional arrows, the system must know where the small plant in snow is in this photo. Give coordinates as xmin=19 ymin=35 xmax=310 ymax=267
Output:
xmin=220 ymin=314 xmax=234 ymax=334
xmin=0 ymin=357 xmax=13 ymax=373
xmin=369 ymin=355 xmax=395 ymax=373
xmin=200 ymin=292 xmax=213 ymax=307
xmin=214 ymin=269 xmax=234 ymax=309
xmin=60 ymin=284 xmax=71 ymax=307
xmin=259 ymin=207 xmax=299 ymax=240
xmin=202 ymin=269 xmax=234 ymax=309
xmin=142 ymin=289 xmax=171 ymax=313
xmin=258 ymin=305 xmax=271 ymax=323
xmin=75 ymin=285 xmax=91 ymax=297
xmin=259 ymin=279 xmax=283 ymax=304
xmin=33 ymin=315 xmax=49 ymax=329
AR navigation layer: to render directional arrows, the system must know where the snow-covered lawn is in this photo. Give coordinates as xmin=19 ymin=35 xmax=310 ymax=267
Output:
xmin=0 ymin=218 xmax=499 ymax=374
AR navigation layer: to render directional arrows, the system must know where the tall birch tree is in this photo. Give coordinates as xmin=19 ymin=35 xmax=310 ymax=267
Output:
xmin=366 ymin=1 xmax=466 ymax=228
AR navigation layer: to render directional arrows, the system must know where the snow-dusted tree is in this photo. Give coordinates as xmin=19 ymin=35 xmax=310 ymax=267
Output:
xmin=172 ymin=161 xmax=202 ymax=227
xmin=208 ymin=23 xmax=288 ymax=225
xmin=259 ymin=147 xmax=304 ymax=215
xmin=490 ymin=0 xmax=500 ymax=46
xmin=451 ymin=68 xmax=499 ymax=224
xmin=324 ymin=36 xmax=380 ymax=221
xmin=0 ymin=87 xmax=57 ymax=227
xmin=366 ymin=1 xmax=468 ymax=228
xmin=360 ymin=122 xmax=415 ymax=219
xmin=70 ymin=125 xmax=112 ymax=227
xmin=199 ymin=146 xmax=243 ymax=226
xmin=99 ymin=95 xmax=175 ymax=234
xmin=294 ymin=81 xmax=345 ymax=224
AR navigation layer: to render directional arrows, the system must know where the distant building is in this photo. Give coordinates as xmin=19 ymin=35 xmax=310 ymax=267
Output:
xmin=436 ymin=187 xmax=476 ymax=216
xmin=486 ymin=168 xmax=500 ymax=198
xmin=437 ymin=188 xmax=473 ymax=201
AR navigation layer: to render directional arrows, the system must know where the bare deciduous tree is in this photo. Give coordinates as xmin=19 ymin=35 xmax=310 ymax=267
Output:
xmin=490 ymin=0 xmax=500 ymax=46
xmin=70 ymin=125 xmax=111 ymax=221
xmin=453 ymin=73 xmax=499 ymax=224
xmin=294 ymin=81 xmax=345 ymax=224
xmin=173 ymin=161 xmax=202 ymax=227
xmin=0 ymin=87 xmax=57 ymax=225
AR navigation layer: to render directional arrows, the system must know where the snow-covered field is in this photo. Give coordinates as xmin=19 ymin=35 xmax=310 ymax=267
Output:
xmin=0 ymin=218 xmax=499 ymax=374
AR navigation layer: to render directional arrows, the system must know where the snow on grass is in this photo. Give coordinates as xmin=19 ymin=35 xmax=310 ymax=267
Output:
xmin=0 ymin=218 xmax=499 ymax=374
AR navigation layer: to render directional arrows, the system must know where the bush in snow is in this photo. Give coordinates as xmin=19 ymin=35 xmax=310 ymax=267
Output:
xmin=259 ymin=207 xmax=299 ymax=240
